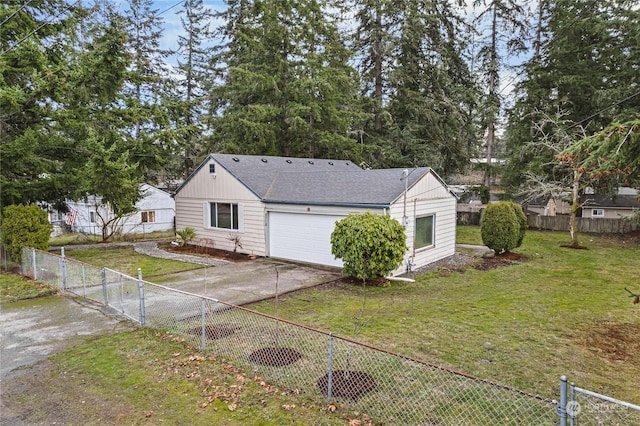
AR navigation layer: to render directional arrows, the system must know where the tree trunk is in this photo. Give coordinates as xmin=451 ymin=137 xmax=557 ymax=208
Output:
xmin=569 ymin=170 xmax=581 ymax=247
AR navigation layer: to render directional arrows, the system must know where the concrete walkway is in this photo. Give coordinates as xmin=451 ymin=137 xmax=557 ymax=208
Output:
xmin=133 ymin=241 xmax=229 ymax=266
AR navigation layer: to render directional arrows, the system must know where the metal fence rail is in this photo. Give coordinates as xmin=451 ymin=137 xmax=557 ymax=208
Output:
xmin=20 ymin=247 xmax=637 ymax=425
xmin=565 ymin=380 xmax=640 ymax=426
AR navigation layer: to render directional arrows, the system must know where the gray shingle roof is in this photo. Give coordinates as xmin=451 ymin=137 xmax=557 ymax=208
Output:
xmin=177 ymin=154 xmax=442 ymax=207
xmin=581 ymin=194 xmax=640 ymax=209
xmin=264 ymin=168 xmax=430 ymax=206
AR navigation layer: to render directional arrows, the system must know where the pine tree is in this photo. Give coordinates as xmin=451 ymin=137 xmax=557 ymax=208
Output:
xmin=121 ymin=0 xmax=169 ymax=182
xmin=0 ymin=0 xmax=83 ymax=209
xmin=385 ymin=0 xmax=477 ymax=175
xmin=163 ymin=0 xmax=214 ymax=179
xmin=503 ymin=0 xmax=640 ymax=192
xmin=472 ymin=0 xmax=529 ymax=186
xmin=210 ymin=0 xmax=364 ymax=159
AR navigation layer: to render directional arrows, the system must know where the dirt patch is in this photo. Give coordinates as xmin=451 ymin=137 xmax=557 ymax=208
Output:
xmin=248 ymin=347 xmax=303 ymax=367
xmin=339 ymin=276 xmax=390 ymax=287
xmin=473 ymin=252 xmax=529 ymax=271
xmin=185 ymin=324 xmax=237 ymax=340
xmin=316 ymin=370 xmax=378 ymax=401
xmin=577 ymin=322 xmax=640 ymax=362
xmin=160 ymin=243 xmax=251 ymax=262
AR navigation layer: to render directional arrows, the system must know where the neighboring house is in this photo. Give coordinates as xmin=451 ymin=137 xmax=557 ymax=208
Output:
xmin=64 ymin=184 xmax=175 ymax=236
xmin=174 ymin=154 xmax=458 ymax=276
xmin=580 ymin=194 xmax=640 ymax=219
xmin=525 ymin=196 xmax=571 ymax=216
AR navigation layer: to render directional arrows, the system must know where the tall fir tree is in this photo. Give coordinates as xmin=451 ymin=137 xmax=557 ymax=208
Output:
xmin=0 ymin=0 xmax=83 ymax=209
xmin=210 ymin=0 xmax=365 ymax=160
xmin=163 ymin=0 xmax=214 ymax=179
xmin=121 ymin=0 xmax=169 ymax=182
xmin=385 ymin=0 xmax=477 ymax=175
xmin=504 ymin=0 xmax=640 ymax=192
xmin=471 ymin=0 xmax=529 ymax=186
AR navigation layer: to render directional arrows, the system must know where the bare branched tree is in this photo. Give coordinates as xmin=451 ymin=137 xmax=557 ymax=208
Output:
xmin=517 ymin=111 xmax=589 ymax=247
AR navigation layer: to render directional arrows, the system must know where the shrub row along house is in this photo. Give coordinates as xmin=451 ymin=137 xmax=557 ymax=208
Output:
xmin=174 ymin=154 xmax=458 ymax=276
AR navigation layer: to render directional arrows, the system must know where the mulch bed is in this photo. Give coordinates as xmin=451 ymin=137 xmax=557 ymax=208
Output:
xmin=472 ymin=252 xmax=529 ymax=271
xmin=248 ymin=347 xmax=303 ymax=367
xmin=185 ymin=324 xmax=237 ymax=340
xmin=316 ymin=370 xmax=378 ymax=401
xmin=160 ymin=243 xmax=252 ymax=262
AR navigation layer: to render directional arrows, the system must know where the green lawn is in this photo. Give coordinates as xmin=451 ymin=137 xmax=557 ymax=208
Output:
xmin=64 ymin=246 xmax=203 ymax=278
xmin=250 ymin=227 xmax=640 ymax=403
xmin=0 ymin=273 xmax=57 ymax=304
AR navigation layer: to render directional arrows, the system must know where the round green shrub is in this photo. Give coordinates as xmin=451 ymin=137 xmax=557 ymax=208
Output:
xmin=507 ymin=201 xmax=527 ymax=248
xmin=331 ymin=212 xmax=406 ymax=281
xmin=1 ymin=204 xmax=53 ymax=261
xmin=480 ymin=202 xmax=519 ymax=253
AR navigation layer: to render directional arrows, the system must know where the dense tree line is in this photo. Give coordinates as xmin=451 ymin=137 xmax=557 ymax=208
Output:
xmin=1 ymin=0 xmax=638 ymax=214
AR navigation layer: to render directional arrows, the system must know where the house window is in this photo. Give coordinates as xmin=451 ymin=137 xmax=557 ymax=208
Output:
xmin=89 ymin=211 xmax=96 ymax=223
xmin=209 ymin=164 xmax=216 ymax=174
xmin=210 ymin=203 xmax=239 ymax=230
xmin=141 ymin=211 xmax=155 ymax=223
xmin=592 ymin=209 xmax=604 ymax=217
xmin=415 ymin=215 xmax=434 ymax=249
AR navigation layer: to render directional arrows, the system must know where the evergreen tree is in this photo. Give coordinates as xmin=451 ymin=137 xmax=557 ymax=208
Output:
xmin=504 ymin=0 xmax=640 ymax=192
xmin=121 ymin=0 xmax=169 ymax=182
xmin=210 ymin=0 xmax=364 ymax=160
xmin=0 ymin=0 xmax=82 ymax=210
xmin=385 ymin=0 xmax=477 ymax=175
xmin=471 ymin=0 xmax=529 ymax=186
xmin=163 ymin=0 xmax=214 ymax=179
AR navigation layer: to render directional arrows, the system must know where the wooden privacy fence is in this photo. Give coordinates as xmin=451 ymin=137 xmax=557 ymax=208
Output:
xmin=456 ymin=211 xmax=639 ymax=234
xmin=526 ymin=215 xmax=639 ymax=233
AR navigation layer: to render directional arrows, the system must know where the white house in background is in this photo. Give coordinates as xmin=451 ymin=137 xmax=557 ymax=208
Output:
xmin=173 ymin=154 xmax=458 ymax=276
xmin=64 ymin=183 xmax=175 ymax=236
xmin=580 ymin=193 xmax=640 ymax=219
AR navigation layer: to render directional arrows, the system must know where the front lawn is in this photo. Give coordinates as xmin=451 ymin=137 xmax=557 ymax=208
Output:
xmin=64 ymin=246 xmax=204 ymax=278
xmin=250 ymin=227 xmax=640 ymax=402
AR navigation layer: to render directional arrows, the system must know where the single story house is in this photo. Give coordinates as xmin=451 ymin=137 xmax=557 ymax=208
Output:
xmin=62 ymin=183 xmax=175 ymax=236
xmin=580 ymin=194 xmax=640 ymax=219
xmin=174 ymin=154 xmax=457 ymax=276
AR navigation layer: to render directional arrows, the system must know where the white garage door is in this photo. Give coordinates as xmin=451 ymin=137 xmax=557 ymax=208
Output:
xmin=268 ymin=212 xmax=344 ymax=267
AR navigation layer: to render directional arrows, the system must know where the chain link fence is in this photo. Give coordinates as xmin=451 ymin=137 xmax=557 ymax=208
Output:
xmin=20 ymin=247 xmax=639 ymax=425
xmin=557 ymin=377 xmax=640 ymax=426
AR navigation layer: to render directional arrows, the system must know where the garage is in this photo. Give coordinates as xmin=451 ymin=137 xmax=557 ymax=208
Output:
xmin=268 ymin=212 xmax=344 ymax=267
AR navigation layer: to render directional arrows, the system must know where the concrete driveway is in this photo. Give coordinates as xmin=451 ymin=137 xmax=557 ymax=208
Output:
xmin=0 ymin=295 xmax=136 ymax=382
xmin=133 ymin=241 xmax=343 ymax=305
xmin=152 ymin=258 xmax=341 ymax=305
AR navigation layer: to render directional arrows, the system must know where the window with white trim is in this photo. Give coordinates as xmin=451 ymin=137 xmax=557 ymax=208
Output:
xmin=141 ymin=211 xmax=155 ymax=223
xmin=415 ymin=215 xmax=434 ymax=249
xmin=592 ymin=208 xmax=604 ymax=217
xmin=89 ymin=211 xmax=96 ymax=223
xmin=210 ymin=203 xmax=239 ymax=230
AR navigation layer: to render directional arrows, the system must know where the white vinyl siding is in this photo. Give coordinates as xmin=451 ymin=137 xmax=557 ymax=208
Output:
xmin=175 ymin=160 xmax=264 ymax=255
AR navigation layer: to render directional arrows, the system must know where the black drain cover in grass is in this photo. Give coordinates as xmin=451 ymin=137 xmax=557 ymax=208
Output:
xmin=248 ymin=347 xmax=302 ymax=367
xmin=186 ymin=325 xmax=236 ymax=340
xmin=317 ymin=370 xmax=378 ymax=401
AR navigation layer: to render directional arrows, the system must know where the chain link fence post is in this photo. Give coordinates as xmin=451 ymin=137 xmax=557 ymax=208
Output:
xmin=101 ymin=268 xmax=108 ymax=305
xmin=201 ymin=299 xmax=206 ymax=351
xmin=61 ymin=247 xmax=67 ymax=291
xmin=559 ymin=375 xmax=568 ymax=426
xmin=138 ymin=268 xmax=145 ymax=326
xmin=32 ymin=248 xmax=37 ymax=280
xmin=327 ymin=333 xmax=334 ymax=402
